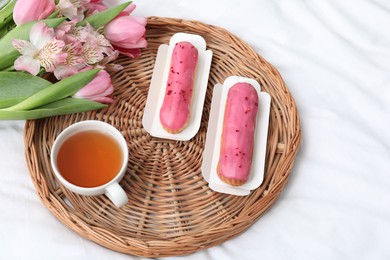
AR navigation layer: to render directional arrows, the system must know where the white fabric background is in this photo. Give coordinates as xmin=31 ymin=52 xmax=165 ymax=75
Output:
xmin=1 ymin=0 xmax=390 ymax=259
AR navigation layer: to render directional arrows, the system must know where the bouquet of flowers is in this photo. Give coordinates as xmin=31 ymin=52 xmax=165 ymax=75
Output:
xmin=0 ymin=0 xmax=147 ymax=119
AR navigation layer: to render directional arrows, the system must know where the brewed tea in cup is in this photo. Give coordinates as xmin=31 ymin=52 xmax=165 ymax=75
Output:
xmin=51 ymin=120 xmax=129 ymax=207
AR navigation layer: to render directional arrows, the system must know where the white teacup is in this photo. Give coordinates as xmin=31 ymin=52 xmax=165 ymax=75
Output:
xmin=50 ymin=120 xmax=129 ymax=207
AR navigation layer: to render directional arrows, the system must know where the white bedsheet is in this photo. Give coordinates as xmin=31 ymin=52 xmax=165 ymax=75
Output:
xmin=1 ymin=0 xmax=390 ymax=259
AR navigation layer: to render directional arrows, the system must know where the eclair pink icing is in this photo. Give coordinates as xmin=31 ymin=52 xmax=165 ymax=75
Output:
xmin=217 ymin=82 xmax=259 ymax=185
xmin=159 ymin=41 xmax=198 ymax=133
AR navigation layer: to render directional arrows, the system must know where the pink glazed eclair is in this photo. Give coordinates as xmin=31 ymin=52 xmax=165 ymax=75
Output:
xmin=160 ymin=41 xmax=198 ymax=134
xmin=217 ymin=82 xmax=259 ymax=186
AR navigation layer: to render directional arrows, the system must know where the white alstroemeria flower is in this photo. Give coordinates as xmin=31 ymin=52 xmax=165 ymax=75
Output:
xmin=12 ymin=22 xmax=67 ymax=75
xmin=54 ymin=41 xmax=86 ymax=80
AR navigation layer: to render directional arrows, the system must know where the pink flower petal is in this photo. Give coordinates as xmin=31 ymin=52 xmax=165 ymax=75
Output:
xmin=99 ymin=49 xmax=119 ymax=65
xmin=124 ymin=4 xmax=136 ymax=15
xmin=38 ymin=0 xmax=56 ymax=20
xmin=86 ymin=3 xmax=107 ymax=15
xmin=57 ymin=0 xmax=77 ymax=18
xmin=38 ymin=40 xmax=67 ymax=72
xmin=30 ymin=22 xmax=55 ymax=49
xmin=73 ymin=70 xmax=114 ymax=104
xmin=75 ymin=84 xmax=112 ymax=98
xmin=104 ymin=16 xmax=146 ymax=44
xmin=112 ymin=46 xmax=142 ymax=58
xmin=13 ymin=0 xmax=55 ymax=25
xmin=127 ymin=16 xmax=147 ymax=27
xmin=12 ymin=39 xmax=37 ymax=56
xmin=114 ymin=4 xmax=137 ymax=18
xmin=54 ymin=65 xmax=79 ymax=80
xmin=89 ymin=96 xmax=114 ymax=103
xmin=14 ymin=55 xmax=41 ymax=75
xmin=76 ymin=72 xmax=112 ymax=96
xmin=112 ymin=37 xmax=147 ymax=49
xmin=55 ymin=20 xmax=77 ymax=39
xmin=55 ymin=51 xmax=69 ymax=64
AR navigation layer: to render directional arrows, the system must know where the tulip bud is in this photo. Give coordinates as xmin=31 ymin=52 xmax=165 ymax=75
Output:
xmin=104 ymin=4 xmax=147 ymax=58
xmin=73 ymin=70 xmax=114 ymax=103
xmin=13 ymin=0 xmax=55 ymax=25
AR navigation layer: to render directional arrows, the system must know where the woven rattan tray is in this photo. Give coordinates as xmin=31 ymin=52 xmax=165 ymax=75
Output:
xmin=24 ymin=17 xmax=301 ymax=257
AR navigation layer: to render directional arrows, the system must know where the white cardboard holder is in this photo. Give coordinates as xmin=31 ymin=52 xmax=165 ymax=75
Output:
xmin=142 ymin=33 xmax=213 ymax=141
xmin=201 ymin=76 xmax=271 ymax=196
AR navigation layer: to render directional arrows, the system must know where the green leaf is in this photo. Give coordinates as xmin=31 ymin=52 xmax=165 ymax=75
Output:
xmin=77 ymin=1 xmax=131 ymax=28
xmin=47 ymin=10 xmax=60 ymax=19
xmin=0 ymin=17 xmax=66 ymax=70
xmin=0 ymin=0 xmax=15 ymax=38
xmin=0 ymin=0 xmax=15 ymax=22
xmin=9 ymin=68 xmax=100 ymax=110
xmin=0 ymin=98 xmax=106 ymax=120
xmin=0 ymin=72 xmax=52 ymax=108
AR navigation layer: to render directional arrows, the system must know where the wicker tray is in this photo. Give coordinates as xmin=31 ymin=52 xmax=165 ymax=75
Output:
xmin=24 ymin=17 xmax=301 ymax=257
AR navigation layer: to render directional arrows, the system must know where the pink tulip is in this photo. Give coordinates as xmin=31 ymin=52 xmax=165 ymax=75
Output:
xmin=104 ymin=4 xmax=147 ymax=58
xmin=73 ymin=69 xmax=114 ymax=103
xmin=13 ymin=0 xmax=55 ymax=26
xmin=86 ymin=0 xmax=107 ymax=16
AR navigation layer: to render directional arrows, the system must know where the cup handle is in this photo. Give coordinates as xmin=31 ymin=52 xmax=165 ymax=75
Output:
xmin=105 ymin=182 xmax=128 ymax=207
